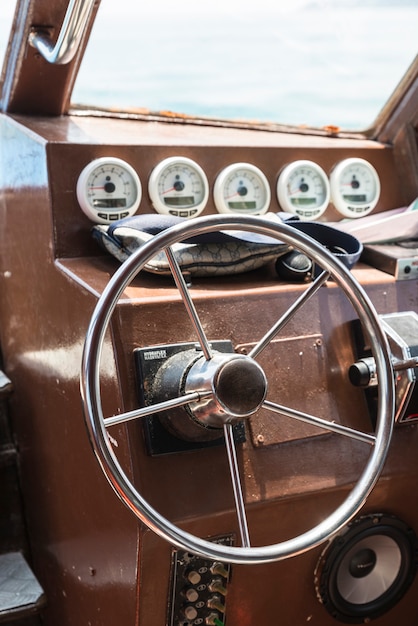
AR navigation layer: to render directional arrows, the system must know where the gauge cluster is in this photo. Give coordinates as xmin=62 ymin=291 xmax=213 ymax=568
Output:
xmin=76 ymin=155 xmax=381 ymax=224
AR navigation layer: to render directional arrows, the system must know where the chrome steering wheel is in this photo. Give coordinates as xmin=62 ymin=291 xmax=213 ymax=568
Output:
xmin=81 ymin=215 xmax=394 ymax=565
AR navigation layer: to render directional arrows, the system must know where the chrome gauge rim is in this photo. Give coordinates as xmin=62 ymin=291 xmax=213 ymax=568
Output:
xmin=81 ymin=214 xmax=394 ymax=565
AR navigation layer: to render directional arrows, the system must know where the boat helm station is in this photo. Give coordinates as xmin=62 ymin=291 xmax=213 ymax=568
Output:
xmin=0 ymin=2 xmax=418 ymax=626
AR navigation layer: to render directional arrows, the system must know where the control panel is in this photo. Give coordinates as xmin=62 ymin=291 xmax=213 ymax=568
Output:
xmin=167 ymin=536 xmax=233 ymax=626
xmin=350 ymin=311 xmax=418 ymax=423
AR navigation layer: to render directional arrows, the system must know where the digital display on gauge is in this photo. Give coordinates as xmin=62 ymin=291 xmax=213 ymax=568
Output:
xmin=343 ymin=194 xmax=367 ymax=203
xmin=228 ymin=201 xmax=257 ymax=210
xmin=291 ymin=197 xmax=317 ymax=206
xmin=164 ymin=196 xmax=194 ymax=207
xmin=93 ymin=198 xmax=127 ymax=208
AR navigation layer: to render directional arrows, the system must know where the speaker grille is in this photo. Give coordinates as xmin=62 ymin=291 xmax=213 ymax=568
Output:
xmin=315 ymin=514 xmax=418 ymax=623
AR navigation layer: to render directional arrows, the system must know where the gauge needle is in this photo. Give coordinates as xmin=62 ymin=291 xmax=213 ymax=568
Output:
xmin=163 ymin=180 xmax=186 ymax=194
xmin=289 ymin=180 xmax=310 ymax=195
xmin=226 ymin=187 xmax=248 ymax=199
xmin=225 ymin=192 xmax=240 ymax=199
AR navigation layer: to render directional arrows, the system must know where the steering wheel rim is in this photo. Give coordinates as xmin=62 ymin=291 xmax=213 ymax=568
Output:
xmin=81 ymin=214 xmax=394 ymax=565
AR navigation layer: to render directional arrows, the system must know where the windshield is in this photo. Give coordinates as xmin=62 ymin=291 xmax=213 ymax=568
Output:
xmin=72 ymin=0 xmax=418 ymax=130
xmin=1 ymin=1 xmax=417 ymax=130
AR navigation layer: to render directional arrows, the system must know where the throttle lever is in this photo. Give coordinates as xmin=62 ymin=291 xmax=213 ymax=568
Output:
xmin=349 ymin=355 xmax=418 ymax=388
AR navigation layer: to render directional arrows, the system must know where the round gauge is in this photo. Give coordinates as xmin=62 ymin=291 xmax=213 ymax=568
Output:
xmin=148 ymin=156 xmax=209 ymax=218
xmin=76 ymin=157 xmax=142 ymax=224
xmin=213 ymin=163 xmax=271 ymax=215
xmin=330 ymin=158 xmax=380 ymax=218
xmin=277 ymin=160 xmax=330 ymax=220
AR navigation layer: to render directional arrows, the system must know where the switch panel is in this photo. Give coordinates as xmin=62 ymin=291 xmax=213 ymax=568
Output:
xmin=167 ymin=535 xmax=233 ymax=626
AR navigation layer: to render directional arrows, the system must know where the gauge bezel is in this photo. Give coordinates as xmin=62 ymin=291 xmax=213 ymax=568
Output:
xmin=213 ymin=162 xmax=271 ymax=215
xmin=276 ymin=159 xmax=330 ymax=220
xmin=330 ymin=157 xmax=381 ymax=218
xmin=76 ymin=156 xmax=142 ymax=224
xmin=148 ymin=156 xmax=209 ymax=218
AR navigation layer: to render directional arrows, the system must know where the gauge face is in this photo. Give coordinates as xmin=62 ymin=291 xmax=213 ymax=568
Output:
xmin=213 ymin=163 xmax=270 ymax=215
xmin=330 ymin=158 xmax=380 ymax=218
xmin=76 ymin=157 xmax=142 ymax=224
xmin=277 ymin=160 xmax=330 ymax=220
xmin=148 ymin=157 xmax=209 ymax=218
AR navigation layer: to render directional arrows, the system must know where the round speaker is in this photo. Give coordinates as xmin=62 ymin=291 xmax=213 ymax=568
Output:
xmin=315 ymin=514 xmax=418 ymax=623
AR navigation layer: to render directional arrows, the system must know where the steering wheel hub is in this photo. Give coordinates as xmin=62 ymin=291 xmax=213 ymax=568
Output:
xmin=185 ymin=353 xmax=267 ymax=428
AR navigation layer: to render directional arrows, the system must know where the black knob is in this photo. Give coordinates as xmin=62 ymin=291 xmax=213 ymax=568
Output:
xmin=349 ymin=357 xmax=376 ymax=387
xmin=275 ymin=250 xmax=312 ymax=281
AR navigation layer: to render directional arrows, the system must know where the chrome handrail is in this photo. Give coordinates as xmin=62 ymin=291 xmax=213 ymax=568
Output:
xmin=28 ymin=0 xmax=96 ymax=65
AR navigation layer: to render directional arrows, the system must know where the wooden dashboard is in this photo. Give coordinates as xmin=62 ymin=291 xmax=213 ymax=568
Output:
xmin=1 ymin=111 xmax=418 ymax=626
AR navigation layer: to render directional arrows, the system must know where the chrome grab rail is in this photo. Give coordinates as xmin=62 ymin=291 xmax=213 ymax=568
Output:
xmin=28 ymin=0 xmax=96 ymax=65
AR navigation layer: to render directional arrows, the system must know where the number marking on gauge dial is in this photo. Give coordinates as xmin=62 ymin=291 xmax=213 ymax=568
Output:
xmin=277 ymin=160 xmax=330 ymax=220
xmin=214 ymin=163 xmax=271 ymax=215
xmin=330 ymin=157 xmax=380 ymax=218
xmin=76 ymin=157 xmax=142 ymax=224
xmin=148 ymin=156 xmax=209 ymax=218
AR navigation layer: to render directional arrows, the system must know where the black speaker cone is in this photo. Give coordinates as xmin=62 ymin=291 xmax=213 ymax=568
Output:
xmin=315 ymin=514 xmax=417 ymax=622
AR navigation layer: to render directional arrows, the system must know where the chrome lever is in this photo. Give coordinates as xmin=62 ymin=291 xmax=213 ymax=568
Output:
xmin=28 ymin=0 xmax=96 ymax=65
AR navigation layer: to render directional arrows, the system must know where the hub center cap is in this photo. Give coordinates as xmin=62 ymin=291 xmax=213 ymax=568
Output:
xmin=185 ymin=353 xmax=268 ymax=428
xmin=215 ymin=357 xmax=267 ymax=416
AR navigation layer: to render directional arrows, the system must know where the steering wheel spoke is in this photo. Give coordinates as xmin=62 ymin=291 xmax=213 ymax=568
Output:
xmin=164 ymin=245 xmax=213 ymax=360
xmin=249 ymin=269 xmax=330 ymax=360
xmin=103 ymin=391 xmax=211 ymax=428
xmin=262 ymin=400 xmax=376 ymax=445
xmin=224 ymin=423 xmax=251 ymax=548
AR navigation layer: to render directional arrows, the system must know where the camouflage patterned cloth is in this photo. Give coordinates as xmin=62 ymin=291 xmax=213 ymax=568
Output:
xmin=92 ymin=214 xmax=290 ymax=277
xmin=92 ymin=213 xmax=362 ymax=278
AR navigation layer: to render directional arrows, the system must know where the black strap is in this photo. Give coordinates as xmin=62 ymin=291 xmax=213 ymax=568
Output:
xmin=287 ymin=220 xmax=363 ymax=270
